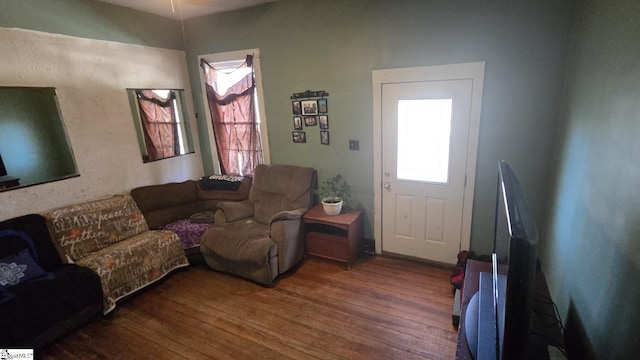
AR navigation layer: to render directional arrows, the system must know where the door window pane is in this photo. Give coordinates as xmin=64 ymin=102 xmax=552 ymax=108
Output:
xmin=397 ymin=99 xmax=452 ymax=183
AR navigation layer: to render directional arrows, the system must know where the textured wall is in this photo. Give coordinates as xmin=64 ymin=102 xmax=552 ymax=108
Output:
xmin=0 ymin=28 xmax=202 ymax=221
xmin=0 ymin=0 xmax=183 ymax=50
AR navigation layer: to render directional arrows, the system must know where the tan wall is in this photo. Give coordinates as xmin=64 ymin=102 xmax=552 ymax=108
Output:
xmin=0 ymin=28 xmax=203 ymax=220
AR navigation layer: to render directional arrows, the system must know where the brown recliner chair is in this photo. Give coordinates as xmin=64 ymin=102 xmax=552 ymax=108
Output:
xmin=200 ymin=164 xmax=317 ymax=285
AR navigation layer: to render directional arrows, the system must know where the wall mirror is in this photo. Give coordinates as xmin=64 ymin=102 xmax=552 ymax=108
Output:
xmin=0 ymin=86 xmax=79 ymax=192
xmin=127 ymin=89 xmax=195 ymax=163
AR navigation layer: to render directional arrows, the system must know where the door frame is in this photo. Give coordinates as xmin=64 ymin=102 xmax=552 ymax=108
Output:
xmin=372 ymin=62 xmax=485 ymax=256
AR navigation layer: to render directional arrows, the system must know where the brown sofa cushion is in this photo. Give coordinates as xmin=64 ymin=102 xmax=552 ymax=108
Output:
xmin=249 ymin=165 xmax=316 ymax=224
xmin=201 ymin=220 xmax=273 ymax=264
xmin=214 ymin=200 xmax=255 ymax=225
xmin=131 ymin=178 xmax=252 ymax=230
xmin=130 ymin=180 xmax=198 ymax=230
xmin=197 ymin=176 xmax=252 ymax=211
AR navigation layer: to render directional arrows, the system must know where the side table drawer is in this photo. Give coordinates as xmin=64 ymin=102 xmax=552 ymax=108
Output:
xmin=306 ymin=232 xmax=349 ymax=262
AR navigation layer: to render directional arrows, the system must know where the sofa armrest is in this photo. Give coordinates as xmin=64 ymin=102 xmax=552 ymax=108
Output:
xmin=269 ymin=216 xmax=306 ymax=274
xmin=269 ymin=208 xmax=309 ymax=225
xmin=214 ymin=200 xmax=255 ymax=226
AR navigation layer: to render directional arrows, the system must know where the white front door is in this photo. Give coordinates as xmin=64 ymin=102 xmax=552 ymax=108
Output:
xmin=373 ymin=63 xmax=484 ymax=265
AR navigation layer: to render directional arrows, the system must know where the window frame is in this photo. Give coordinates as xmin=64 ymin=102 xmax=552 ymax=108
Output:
xmin=127 ymin=88 xmax=195 ymax=163
xmin=198 ymin=49 xmax=270 ymax=175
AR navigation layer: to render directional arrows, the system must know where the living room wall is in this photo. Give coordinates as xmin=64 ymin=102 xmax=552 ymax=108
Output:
xmin=0 ymin=22 xmax=202 ymax=220
xmin=3 ymin=0 xmax=636 ymax=356
xmin=541 ymin=1 xmax=640 ymax=358
xmin=0 ymin=0 xmax=183 ymax=50
xmin=2 ymin=0 xmax=574 ymax=253
xmin=182 ymin=0 xmax=576 ymax=251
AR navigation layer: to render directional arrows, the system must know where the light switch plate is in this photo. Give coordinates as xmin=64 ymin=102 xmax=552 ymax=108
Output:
xmin=349 ymin=139 xmax=359 ymax=150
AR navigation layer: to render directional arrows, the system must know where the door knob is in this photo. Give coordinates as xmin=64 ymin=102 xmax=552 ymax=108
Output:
xmin=383 ymin=182 xmax=391 ymax=190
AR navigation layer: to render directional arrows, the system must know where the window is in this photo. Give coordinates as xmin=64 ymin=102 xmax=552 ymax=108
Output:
xmin=199 ymin=49 xmax=270 ymax=176
xmin=127 ymin=89 xmax=195 ymax=163
xmin=397 ymin=99 xmax=453 ymax=183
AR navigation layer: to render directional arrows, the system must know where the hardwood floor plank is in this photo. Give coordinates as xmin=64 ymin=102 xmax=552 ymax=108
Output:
xmin=272 ymin=274 xmax=456 ymax=355
xmin=279 ymin=263 xmax=455 ymax=331
xmin=38 ymin=255 xmax=457 ymax=360
xmin=150 ymin=277 xmax=330 ymax=359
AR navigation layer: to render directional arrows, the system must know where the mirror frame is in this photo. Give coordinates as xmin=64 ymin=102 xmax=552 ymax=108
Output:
xmin=0 ymin=86 xmax=79 ymax=192
xmin=127 ymin=88 xmax=195 ymax=163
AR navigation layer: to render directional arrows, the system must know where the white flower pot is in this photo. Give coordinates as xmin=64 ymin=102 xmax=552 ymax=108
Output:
xmin=322 ymin=199 xmax=343 ymax=216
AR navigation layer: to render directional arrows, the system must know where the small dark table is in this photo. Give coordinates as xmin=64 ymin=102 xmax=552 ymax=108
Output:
xmin=0 ymin=175 xmax=20 ymax=190
xmin=456 ymin=259 xmax=566 ymax=359
xmin=303 ymin=204 xmax=363 ymax=269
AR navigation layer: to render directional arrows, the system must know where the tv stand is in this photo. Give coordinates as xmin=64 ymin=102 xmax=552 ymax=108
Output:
xmin=455 ymin=259 xmax=566 ymax=360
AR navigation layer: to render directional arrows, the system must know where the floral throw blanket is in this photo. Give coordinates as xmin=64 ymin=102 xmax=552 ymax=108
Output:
xmin=45 ymin=194 xmax=189 ymax=314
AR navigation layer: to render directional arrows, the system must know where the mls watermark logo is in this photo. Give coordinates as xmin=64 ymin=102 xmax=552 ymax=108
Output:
xmin=0 ymin=349 xmax=34 ymax=360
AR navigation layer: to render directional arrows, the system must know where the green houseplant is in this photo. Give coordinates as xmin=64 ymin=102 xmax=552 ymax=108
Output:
xmin=320 ymin=174 xmax=351 ymax=215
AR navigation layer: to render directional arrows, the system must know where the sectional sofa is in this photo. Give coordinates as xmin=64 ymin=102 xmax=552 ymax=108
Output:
xmin=0 ymin=176 xmax=252 ymax=349
xmin=130 ymin=177 xmax=252 ymax=264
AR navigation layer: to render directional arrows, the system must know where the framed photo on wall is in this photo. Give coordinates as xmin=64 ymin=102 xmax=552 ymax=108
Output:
xmin=292 ymin=131 xmax=306 ymax=143
xmin=301 ymin=100 xmax=318 ymax=115
xmin=318 ymin=98 xmax=328 ymax=113
xmin=293 ymin=116 xmax=302 ymax=130
xmin=320 ymin=131 xmax=330 ymax=145
xmin=304 ymin=116 xmax=317 ymax=126
xmin=319 ymin=115 xmax=329 ymax=129
xmin=292 ymin=101 xmax=301 ymax=115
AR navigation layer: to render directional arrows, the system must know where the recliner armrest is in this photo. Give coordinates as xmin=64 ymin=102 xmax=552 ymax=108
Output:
xmin=214 ymin=200 xmax=255 ymax=226
xmin=269 ymin=208 xmax=309 ymax=225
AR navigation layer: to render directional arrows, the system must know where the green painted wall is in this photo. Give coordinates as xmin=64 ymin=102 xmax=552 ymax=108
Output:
xmin=0 ymin=88 xmax=77 ymax=186
xmin=0 ymin=0 xmax=183 ymax=49
xmin=542 ymin=1 xmax=640 ymax=358
xmin=183 ymin=0 xmax=575 ymax=246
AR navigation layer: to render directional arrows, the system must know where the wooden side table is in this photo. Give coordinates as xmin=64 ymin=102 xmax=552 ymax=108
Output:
xmin=303 ymin=204 xmax=363 ymax=269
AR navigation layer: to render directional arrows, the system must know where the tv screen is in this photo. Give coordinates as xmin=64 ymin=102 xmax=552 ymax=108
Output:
xmin=494 ymin=160 xmax=539 ymax=359
xmin=464 ymin=161 xmax=540 ymax=360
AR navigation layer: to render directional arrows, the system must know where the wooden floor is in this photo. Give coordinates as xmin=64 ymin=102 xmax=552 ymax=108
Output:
xmin=39 ymin=255 xmax=458 ymax=360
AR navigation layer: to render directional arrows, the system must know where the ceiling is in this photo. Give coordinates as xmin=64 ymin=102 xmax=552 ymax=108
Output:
xmin=97 ymin=0 xmax=277 ymax=20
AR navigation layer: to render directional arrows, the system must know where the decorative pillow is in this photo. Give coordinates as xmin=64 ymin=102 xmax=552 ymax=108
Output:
xmin=0 ymin=229 xmax=39 ymax=261
xmin=0 ymin=249 xmax=47 ymax=289
xmin=199 ymin=175 xmax=244 ymax=191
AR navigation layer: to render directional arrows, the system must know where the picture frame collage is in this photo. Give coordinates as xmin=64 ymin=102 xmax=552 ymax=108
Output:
xmin=292 ymin=97 xmax=329 ymax=145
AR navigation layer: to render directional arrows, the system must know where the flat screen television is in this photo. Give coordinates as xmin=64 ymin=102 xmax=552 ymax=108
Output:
xmin=465 ymin=160 xmax=539 ymax=359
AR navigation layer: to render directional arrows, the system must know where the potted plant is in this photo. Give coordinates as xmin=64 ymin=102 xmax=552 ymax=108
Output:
xmin=320 ymin=174 xmax=351 ymax=215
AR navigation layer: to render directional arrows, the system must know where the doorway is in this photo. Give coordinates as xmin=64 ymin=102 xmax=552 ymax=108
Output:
xmin=372 ymin=63 xmax=485 ymax=264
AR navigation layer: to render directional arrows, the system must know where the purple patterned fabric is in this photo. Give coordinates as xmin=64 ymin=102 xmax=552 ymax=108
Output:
xmin=164 ymin=220 xmax=212 ymax=249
